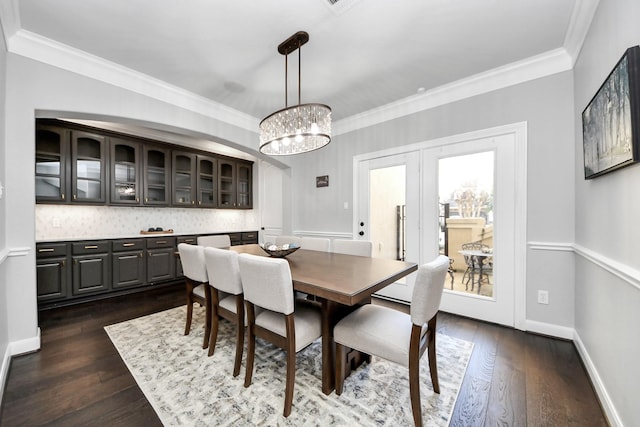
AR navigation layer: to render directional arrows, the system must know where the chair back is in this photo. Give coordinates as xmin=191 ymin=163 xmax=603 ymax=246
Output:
xmin=274 ymin=235 xmax=302 ymax=247
xmin=238 ymin=253 xmax=294 ymax=315
xmin=410 ymin=255 xmax=449 ymax=326
xmin=332 ymin=239 xmax=372 ymax=257
xmin=178 ymin=243 xmax=208 ymax=282
xmin=204 ymin=247 xmax=243 ymax=295
xmin=301 ymin=237 xmax=330 ymax=252
xmin=197 ymin=234 xmax=231 ymax=248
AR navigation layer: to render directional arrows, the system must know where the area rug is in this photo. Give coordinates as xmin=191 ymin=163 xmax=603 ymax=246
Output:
xmin=105 ymin=306 xmax=473 ymax=426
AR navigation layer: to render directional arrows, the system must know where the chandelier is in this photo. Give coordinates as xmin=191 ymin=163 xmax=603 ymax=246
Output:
xmin=259 ymin=31 xmax=332 ymax=155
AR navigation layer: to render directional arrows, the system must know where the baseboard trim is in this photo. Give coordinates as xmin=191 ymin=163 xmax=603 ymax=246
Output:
xmin=0 ymin=344 xmax=11 ymax=406
xmin=573 ymin=331 xmax=622 ymax=427
xmin=524 ymin=319 xmax=574 ymax=340
xmin=9 ymin=328 xmax=41 ymax=356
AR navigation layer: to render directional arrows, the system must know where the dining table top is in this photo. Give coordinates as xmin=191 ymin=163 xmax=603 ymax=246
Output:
xmin=229 ymin=244 xmax=418 ymax=306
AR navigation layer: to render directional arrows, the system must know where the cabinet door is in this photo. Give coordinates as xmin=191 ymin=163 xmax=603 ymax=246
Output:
xmin=110 ymin=138 xmax=141 ymax=205
xmin=71 ymin=131 xmax=107 ymax=203
xmin=36 ymin=256 xmax=69 ymax=301
xmin=218 ymin=160 xmax=236 ymax=208
xmin=197 ymin=155 xmax=217 ymax=207
xmin=236 ymin=162 xmax=252 ymax=208
xmin=36 ymin=125 xmax=69 ymax=202
xmin=172 ymin=151 xmax=196 ymax=207
xmin=112 ymin=250 xmax=146 ymax=289
xmin=147 ymin=248 xmax=176 ymax=283
xmin=143 ymin=145 xmax=170 ymax=206
xmin=72 ymin=253 xmax=110 ymax=295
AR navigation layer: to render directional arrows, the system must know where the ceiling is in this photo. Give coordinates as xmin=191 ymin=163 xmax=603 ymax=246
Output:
xmin=4 ymin=0 xmax=596 ymax=127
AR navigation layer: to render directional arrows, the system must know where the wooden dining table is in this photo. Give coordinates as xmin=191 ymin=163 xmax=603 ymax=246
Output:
xmin=229 ymin=244 xmax=418 ymax=394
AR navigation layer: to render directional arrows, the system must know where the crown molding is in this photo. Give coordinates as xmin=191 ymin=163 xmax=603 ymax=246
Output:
xmin=333 ymin=48 xmax=573 ymax=135
xmin=563 ymin=0 xmax=600 ymax=65
xmin=8 ymin=29 xmax=258 ymax=133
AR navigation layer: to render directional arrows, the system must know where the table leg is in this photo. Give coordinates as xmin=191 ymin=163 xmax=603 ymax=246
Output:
xmin=319 ymin=298 xmax=368 ymax=395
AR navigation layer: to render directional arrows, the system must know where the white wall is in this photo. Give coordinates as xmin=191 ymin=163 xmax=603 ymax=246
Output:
xmin=290 ymin=71 xmax=576 ymax=330
xmin=573 ymin=1 xmax=640 ymax=425
xmin=0 ymin=28 xmax=9 ymax=402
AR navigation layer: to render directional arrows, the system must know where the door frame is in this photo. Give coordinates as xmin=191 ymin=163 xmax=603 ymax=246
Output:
xmin=353 ymin=122 xmax=527 ymax=329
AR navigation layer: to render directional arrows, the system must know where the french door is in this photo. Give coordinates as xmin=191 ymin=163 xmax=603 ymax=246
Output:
xmin=355 ymin=152 xmax=420 ymax=301
xmin=356 ymin=123 xmax=526 ymax=327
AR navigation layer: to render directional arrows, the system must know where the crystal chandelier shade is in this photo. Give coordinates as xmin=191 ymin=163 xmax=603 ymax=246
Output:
xmin=259 ymin=31 xmax=332 ymax=156
xmin=259 ymin=103 xmax=331 ymax=155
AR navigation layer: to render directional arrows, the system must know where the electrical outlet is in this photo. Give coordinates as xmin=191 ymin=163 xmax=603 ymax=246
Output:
xmin=52 ymin=218 xmax=61 ymax=228
xmin=537 ymin=290 xmax=549 ymax=305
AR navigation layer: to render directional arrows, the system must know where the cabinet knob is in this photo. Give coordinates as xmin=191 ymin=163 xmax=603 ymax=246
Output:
xmin=61 ymin=193 xmax=65 ymax=200
xmin=136 ymin=198 xmax=139 ymax=203
xmin=73 ymin=194 xmax=77 ymax=200
xmin=145 ymin=197 xmax=148 ymax=203
xmin=192 ymin=200 xmax=195 ymax=205
xmin=60 ymin=260 xmax=65 ymax=267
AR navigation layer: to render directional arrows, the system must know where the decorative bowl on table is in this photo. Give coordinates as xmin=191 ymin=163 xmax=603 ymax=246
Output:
xmin=260 ymin=242 xmax=300 ymax=258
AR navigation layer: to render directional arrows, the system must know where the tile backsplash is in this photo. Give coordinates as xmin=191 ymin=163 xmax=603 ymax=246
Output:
xmin=36 ymin=204 xmax=260 ymax=241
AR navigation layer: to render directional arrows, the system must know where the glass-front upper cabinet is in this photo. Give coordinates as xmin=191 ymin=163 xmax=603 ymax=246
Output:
xmin=71 ymin=131 xmax=106 ymax=203
xmin=236 ymin=162 xmax=252 ymax=209
xmin=218 ymin=159 xmax=253 ymax=209
xmin=110 ymin=138 xmax=141 ymax=205
xmin=143 ymin=145 xmax=170 ymax=206
xmin=197 ymin=155 xmax=217 ymax=207
xmin=172 ymin=151 xmax=196 ymax=206
xmin=35 ymin=125 xmax=68 ymax=202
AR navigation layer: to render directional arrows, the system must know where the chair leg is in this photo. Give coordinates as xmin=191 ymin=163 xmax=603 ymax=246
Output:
xmin=283 ymin=314 xmax=296 ymax=417
xmin=207 ymin=289 xmax=220 ymax=357
xmin=427 ymin=317 xmax=440 ymax=393
xmin=335 ymin=342 xmax=345 ymax=395
xmin=409 ymin=325 xmax=423 ymax=427
xmin=203 ymin=286 xmax=212 ymax=349
xmin=243 ymin=302 xmax=256 ymax=388
xmin=232 ymin=295 xmax=245 ymax=377
xmin=184 ymin=281 xmax=194 ymax=335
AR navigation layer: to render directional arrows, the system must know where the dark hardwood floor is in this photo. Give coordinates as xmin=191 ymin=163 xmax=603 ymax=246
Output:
xmin=0 ymin=286 xmax=608 ymax=426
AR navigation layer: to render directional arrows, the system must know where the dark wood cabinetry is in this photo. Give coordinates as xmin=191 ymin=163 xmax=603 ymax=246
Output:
xmin=36 ymin=243 xmax=70 ymax=301
xmin=71 ymin=131 xmax=107 ymax=203
xmin=36 ymin=120 xmax=253 ymax=209
xmin=197 ymin=155 xmax=217 ymax=207
xmin=111 ymin=239 xmax=146 ymax=289
xmin=218 ymin=160 xmax=252 ymax=209
xmin=35 ymin=126 xmax=69 ymax=202
xmin=110 ymin=138 xmax=141 ymax=205
xmin=172 ymin=151 xmax=196 ymax=207
xmin=146 ymin=237 xmax=176 ymax=283
xmin=71 ymin=241 xmax=110 ymax=295
xmin=36 ymin=231 xmax=258 ymax=308
xmin=143 ymin=145 xmax=171 ymax=206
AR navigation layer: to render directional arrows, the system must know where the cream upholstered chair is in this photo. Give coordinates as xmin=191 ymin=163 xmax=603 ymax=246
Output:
xmin=238 ymin=253 xmax=322 ymax=417
xmin=300 ymin=236 xmax=331 ymax=252
xmin=332 ymin=239 xmax=372 ymax=257
xmin=204 ymin=247 xmax=245 ymax=376
xmin=178 ymin=243 xmax=211 ymax=349
xmin=334 ymin=255 xmax=450 ymax=427
xmin=197 ymin=234 xmax=231 ymax=248
xmin=274 ymin=235 xmax=302 ymax=247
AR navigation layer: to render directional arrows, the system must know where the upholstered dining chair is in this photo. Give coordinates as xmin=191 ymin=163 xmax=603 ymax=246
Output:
xmin=197 ymin=234 xmax=231 ymax=248
xmin=238 ymin=253 xmax=322 ymax=417
xmin=300 ymin=236 xmax=331 ymax=252
xmin=333 ymin=255 xmax=450 ymax=427
xmin=274 ymin=235 xmax=302 ymax=247
xmin=332 ymin=239 xmax=373 ymax=257
xmin=177 ymin=243 xmax=211 ymax=349
xmin=203 ymin=247 xmax=246 ymax=376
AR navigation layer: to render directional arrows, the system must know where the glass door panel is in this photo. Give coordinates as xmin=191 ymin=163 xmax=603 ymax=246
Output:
xmin=438 ymin=152 xmax=494 ymax=297
xmin=72 ymin=133 xmax=105 ymax=202
xmin=35 ymin=126 xmax=67 ymax=202
xmin=144 ymin=147 xmax=169 ymax=205
xmin=111 ymin=141 xmax=140 ymax=204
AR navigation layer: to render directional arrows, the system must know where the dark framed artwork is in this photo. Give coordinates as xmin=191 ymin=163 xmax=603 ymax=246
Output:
xmin=582 ymin=45 xmax=640 ymax=179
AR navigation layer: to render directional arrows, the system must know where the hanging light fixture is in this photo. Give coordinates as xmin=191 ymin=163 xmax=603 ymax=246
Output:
xmin=259 ymin=31 xmax=332 ymax=155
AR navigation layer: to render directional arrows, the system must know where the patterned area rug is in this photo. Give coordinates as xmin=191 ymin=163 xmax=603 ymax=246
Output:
xmin=105 ymin=306 xmax=473 ymax=426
